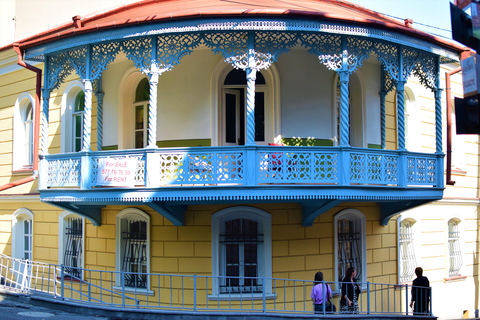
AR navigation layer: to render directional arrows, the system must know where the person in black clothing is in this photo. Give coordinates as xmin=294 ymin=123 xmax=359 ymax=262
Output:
xmin=340 ymin=267 xmax=361 ymax=313
xmin=410 ymin=267 xmax=431 ymax=315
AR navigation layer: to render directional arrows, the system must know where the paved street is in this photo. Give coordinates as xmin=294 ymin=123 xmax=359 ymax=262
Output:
xmin=0 ymin=295 xmax=110 ymax=320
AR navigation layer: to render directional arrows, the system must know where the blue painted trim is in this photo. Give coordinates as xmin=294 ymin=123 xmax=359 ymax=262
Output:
xmin=146 ymin=202 xmax=185 ymax=226
xmin=24 ymin=17 xmax=459 ymax=62
xmin=379 ymin=199 xmax=435 ymax=225
xmin=40 ymin=185 xmax=443 ymax=204
xmin=302 ymin=200 xmax=343 ymax=226
xmin=44 ymin=201 xmax=103 ymax=226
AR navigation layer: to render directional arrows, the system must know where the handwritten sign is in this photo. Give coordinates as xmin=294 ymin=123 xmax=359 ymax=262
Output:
xmin=96 ymin=158 xmax=136 ymax=187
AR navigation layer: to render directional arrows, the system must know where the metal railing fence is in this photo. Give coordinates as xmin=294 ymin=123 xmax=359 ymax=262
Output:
xmin=0 ymin=254 xmax=432 ymax=316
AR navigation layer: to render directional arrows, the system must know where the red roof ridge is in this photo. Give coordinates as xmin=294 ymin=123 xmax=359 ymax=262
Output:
xmin=1 ymin=0 xmax=468 ymax=54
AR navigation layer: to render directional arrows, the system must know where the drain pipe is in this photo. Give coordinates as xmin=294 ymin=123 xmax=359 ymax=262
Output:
xmin=445 ymin=50 xmax=472 ymax=186
xmin=445 ymin=65 xmax=460 ymax=186
xmin=0 ymin=45 xmax=42 ymax=191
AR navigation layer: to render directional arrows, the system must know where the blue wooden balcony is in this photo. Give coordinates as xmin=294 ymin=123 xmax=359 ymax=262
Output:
xmin=38 ymin=146 xmax=444 ymax=227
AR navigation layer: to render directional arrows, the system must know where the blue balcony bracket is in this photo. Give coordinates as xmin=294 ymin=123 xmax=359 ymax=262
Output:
xmin=147 ymin=202 xmax=186 ymax=226
xmin=379 ymin=199 xmax=435 ymax=226
xmin=301 ymin=200 xmax=343 ymax=226
xmin=44 ymin=201 xmax=103 ymax=226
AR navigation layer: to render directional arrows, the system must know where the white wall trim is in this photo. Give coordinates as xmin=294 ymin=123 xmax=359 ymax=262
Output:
xmin=11 ymin=208 xmax=34 ymax=260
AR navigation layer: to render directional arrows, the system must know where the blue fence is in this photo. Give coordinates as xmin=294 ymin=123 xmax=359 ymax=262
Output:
xmin=0 ymin=254 xmax=432 ymax=316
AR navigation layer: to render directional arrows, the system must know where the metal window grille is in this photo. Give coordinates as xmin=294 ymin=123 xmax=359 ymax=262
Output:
xmin=448 ymin=221 xmax=462 ymax=277
xmin=122 ymin=219 xmax=147 ymax=289
xmin=23 ymin=219 xmax=32 ymax=261
xmin=64 ymin=217 xmax=82 ymax=278
xmin=219 ymin=219 xmax=263 ymax=294
xmin=399 ymin=221 xmax=416 ymax=283
xmin=337 ymin=219 xmax=362 ymax=281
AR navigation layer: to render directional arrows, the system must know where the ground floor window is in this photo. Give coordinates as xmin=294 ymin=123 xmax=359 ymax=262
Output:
xmin=334 ymin=209 xmax=366 ymax=284
xmin=116 ymin=208 xmax=150 ymax=289
xmin=212 ymin=207 xmax=272 ymax=297
xmin=448 ymin=219 xmax=462 ymax=277
xmin=59 ymin=212 xmax=84 ymax=279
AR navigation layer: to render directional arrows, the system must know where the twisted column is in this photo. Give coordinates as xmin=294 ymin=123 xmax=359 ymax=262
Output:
xmin=147 ymin=72 xmax=159 ymax=148
xmin=435 ymin=88 xmax=443 ymax=153
xmin=396 ymin=81 xmax=406 ymax=151
xmin=245 ymin=67 xmax=257 ymax=146
xmin=82 ymin=79 xmax=92 ymax=152
xmin=40 ymin=89 xmax=51 ymax=155
xmin=95 ymin=91 xmax=104 ymax=151
xmin=380 ymin=91 xmax=386 ymax=149
xmin=338 ymin=71 xmax=350 ymax=147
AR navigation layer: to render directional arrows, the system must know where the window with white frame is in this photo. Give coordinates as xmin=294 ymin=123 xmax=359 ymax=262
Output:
xmin=134 ymin=78 xmax=150 ymax=149
xmin=211 ymin=207 xmax=272 ymax=297
xmin=73 ymin=91 xmax=85 ymax=152
xmin=13 ymin=95 xmax=35 ymax=170
xmin=448 ymin=219 xmax=462 ymax=277
xmin=12 ymin=208 xmax=34 ymax=261
xmin=399 ymin=219 xmax=417 ymax=283
xmin=59 ymin=212 xmax=84 ymax=279
xmin=116 ymin=208 xmax=150 ymax=290
xmin=334 ymin=209 xmax=366 ymax=284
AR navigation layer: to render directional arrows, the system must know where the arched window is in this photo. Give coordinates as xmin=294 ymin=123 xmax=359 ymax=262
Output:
xmin=399 ymin=218 xmax=417 ymax=283
xmin=12 ymin=208 xmax=34 ymax=261
xmin=13 ymin=94 xmax=35 ymax=170
xmin=116 ymin=208 xmax=150 ymax=291
xmin=448 ymin=218 xmax=462 ymax=277
xmin=61 ymin=82 xmax=85 ymax=153
xmin=73 ymin=91 xmax=85 ymax=152
xmin=134 ymin=78 xmax=150 ymax=148
xmin=334 ymin=209 xmax=366 ymax=284
xmin=212 ymin=207 xmax=272 ymax=297
xmin=220 ymin=68 xmax=269 ymax=146
xmin=405 ymin=87 xmax=422 ymax=152
xmin=59 ymin=212 xmax=84 ymax=278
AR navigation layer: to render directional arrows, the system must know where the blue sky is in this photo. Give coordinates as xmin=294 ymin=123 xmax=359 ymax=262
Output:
xmin=346 ymin=0 xmax=454 ymax=39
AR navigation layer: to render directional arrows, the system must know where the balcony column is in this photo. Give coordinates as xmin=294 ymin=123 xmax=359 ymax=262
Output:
xmin=147 ymin=36 xmax=160 ymax=149
xmin=245 ymin=33 xmax=257 ymax=146
xmin=434 ymin=69 xmax=443 ymax=154
xmin=147 ymin=69 xmax=159 ymax=148
xmin=82 ymin=45 xmax=93 ymax=152
xmin=380 ymin=69 xmax=387 ymax=150
xmin=95 ymin=77 xmax=104 ymax=151
xmin=82 ymin=79 xmax=93 ymax=152
xmin=396 ymin=80 xmax=406 ymax=151
xmin=338 ymin=71 xmax=350 ymax=147
xmin=40 ymin=88 xmax=50 ymax=156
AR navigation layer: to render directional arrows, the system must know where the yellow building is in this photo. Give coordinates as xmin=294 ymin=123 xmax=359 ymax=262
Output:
xmin=0 ymin=0 xmax=477 ymax=318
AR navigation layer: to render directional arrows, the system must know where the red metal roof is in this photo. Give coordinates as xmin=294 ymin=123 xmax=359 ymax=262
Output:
xmin=7 ymin=0 xmax=467 ymax=53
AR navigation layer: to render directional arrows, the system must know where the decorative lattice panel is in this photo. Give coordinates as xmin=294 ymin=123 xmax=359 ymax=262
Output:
xmin=406 ymin=156 xmax=436 ymax=185
xmin=350 ymin=153 xmax=399 ymax=185
xmin=47 ymin=159 xmax=81 ymax=187
xmin=257 ymin=150 xmax=339 ymax=183
xmin=156 ymin=151 xmax=244 ymax=185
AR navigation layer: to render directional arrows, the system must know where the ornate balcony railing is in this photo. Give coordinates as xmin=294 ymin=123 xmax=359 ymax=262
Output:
xmin=39 ymin=146 xmax=443 ymax=190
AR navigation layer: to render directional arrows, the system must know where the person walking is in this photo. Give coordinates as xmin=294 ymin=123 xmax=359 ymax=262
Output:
xmin=410 ymin=267 xmax=431 ymax=315
xmin=340 ymin=267 xmax=361 ymax=313
xmin=311 ymin=272 xmax=333 ymax=313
